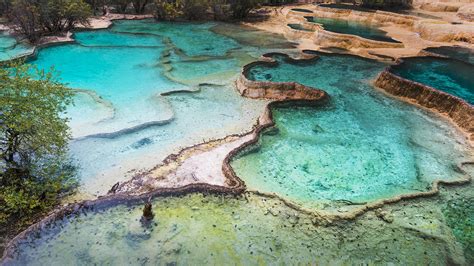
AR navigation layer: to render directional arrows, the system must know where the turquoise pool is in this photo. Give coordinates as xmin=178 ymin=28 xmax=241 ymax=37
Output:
xmin=391 ymin=56 xmax=474 ymax=105
xmin=0 ymin=31 xmax=34 ymax=62
xmin=26 ymin=20 xmax=292 ymax=197
xmin=231 ymin=52 xmax=473 ymax=209
xmin=3 ymin=19 xmax=474 ymax=265
xmin=424 ymin=46 xmax=474 ymax=65
xmin=305 ymin=16 xmax=400 ymax=43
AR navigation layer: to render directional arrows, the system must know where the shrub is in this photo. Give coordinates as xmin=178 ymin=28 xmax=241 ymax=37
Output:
xmin=0 ymin=61 xmax=77 ymax=226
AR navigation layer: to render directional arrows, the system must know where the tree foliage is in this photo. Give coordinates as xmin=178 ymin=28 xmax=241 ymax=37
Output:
xmin=228 ymin=0 xmax=259 ymax=19
xmin=154 ymin=0 xmax=261 ymax=21
xmin=0 ymin=61 xmax=77 ymax=226
xmin=154 ymin=0 xmax=183 ymax=20
xmin=132 ymin=0 xmax=150 ymax=13
xmin=360 ymin=0 xmax=412 ymax=8
xmin=7 ymin=0 xmax=92 ymax=42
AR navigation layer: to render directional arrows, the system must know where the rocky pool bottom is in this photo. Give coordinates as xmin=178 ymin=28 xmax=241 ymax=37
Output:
xmin=3 ymin=181 xmax=473 ymax=265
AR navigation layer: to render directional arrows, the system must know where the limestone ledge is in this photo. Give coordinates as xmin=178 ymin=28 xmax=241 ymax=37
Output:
xmin=307 ymin=5 xmax=417 ymax=27
xmin=457 ymin=4 xmax=474 ymax=22
xmin=374 ymin=62 xmax=474 ymax=143
xmin=287 ymin=4 xmax=474 ymax=45
xmin=414 ymin=20 xmax=474 ymax=43
xmin=236 ymin=55 xmax=328 ymax=101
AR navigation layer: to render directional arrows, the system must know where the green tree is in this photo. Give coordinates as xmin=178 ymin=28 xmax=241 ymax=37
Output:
xmin=181 ymin=0 xmax=210 ymax=20
xmin=8 ymin=0 xmax=43 ymax=42
xmin=41 ymin=0 xmax=92 ymax=33
xmin=7 ymin=0 xmax=92 ymax=42
xmin=132 ymin=0 xmax=150 ymax=13
xmin=154 ymin=0 xmax=183 ymax=20
xmin=154 ymin=0 xmax=260 ymax=21
xmin=229 ymin=0 xmax=260 ymax=19
xmin=0 ymin=61 xmax=77 ymax=226
xmin=113 ymin=0 xmax=131 ymax=13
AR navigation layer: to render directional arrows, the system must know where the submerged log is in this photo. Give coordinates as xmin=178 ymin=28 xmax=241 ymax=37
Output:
xmin=142 ymin=200 xmax=154 ymax=221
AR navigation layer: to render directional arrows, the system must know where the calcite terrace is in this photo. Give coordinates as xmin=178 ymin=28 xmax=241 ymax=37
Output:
xmin=1 ymin=3 xmax=473 ymax=264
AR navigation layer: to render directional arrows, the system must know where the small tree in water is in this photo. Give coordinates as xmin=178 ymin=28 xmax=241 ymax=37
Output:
xmin=0 ymin=61 xmax=77 ymax=227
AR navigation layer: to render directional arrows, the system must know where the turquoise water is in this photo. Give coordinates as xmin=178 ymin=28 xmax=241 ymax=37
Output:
xmin=442 ymin=196 xmax=474 ymax=262
xmin=424 ymin=46 xmax=474 ymax=65
xmin=32 ymin=40 xmax=176 ymax=138
xmin=305 ymin=16 xmax=400 ymax=43
xmin=26 ymin=20 xmax=291 ymax=197
xmin=74 ymin=30 xmax=164 ymax=47
xmin=391 ymin=57 xmax=474 ymax=105
xmin=231 ymin=53 xmax=473 ymax=208
xmin=3 ymin=20 xmax=474 ymax=265
xmin=111 ymin=20 xmax=240 ymax=57
xmin=0 ymin=31 xmax=34 ymax=62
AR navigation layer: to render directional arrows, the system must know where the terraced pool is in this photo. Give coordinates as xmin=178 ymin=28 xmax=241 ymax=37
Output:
xmin=0 ymin=31 xmax=33 ymax=62
xmin=24 ymin=20 xmax=293 ymax=198
xmin=305 ymin=16 xmax=400 ymax=43
xmin=1 ymin=18 xmax=473 ymax=265
xmin=230 ymin=52 xmax=473 ymax=210
xmin=390 ymin=56 xmax=474 ymax=105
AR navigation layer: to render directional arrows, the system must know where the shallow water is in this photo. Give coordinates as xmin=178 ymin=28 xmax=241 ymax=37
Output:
xmin=32 ymin=42 xmax=176 ymax=138
xmin=423 ymin=46 xmax=474 ymax=65
xmin=391 ymin=56 xmax=474 ymax=105
xmin=4 ymin=191 xmax=469 ymax=265
xmin=287 ymin=23 xmax=313 ymax=32
xmin=0 ymin=31 xmax=34 ymax=62
xmin=26 ymin=20 xmax=291 ymax=197
xmin=442 ymin=195 xmax=474 ymax=262
xmin=305 ymin=16 xmax=400 ymax=43
xmin=231 ymin=53 xmax=473 ymax=209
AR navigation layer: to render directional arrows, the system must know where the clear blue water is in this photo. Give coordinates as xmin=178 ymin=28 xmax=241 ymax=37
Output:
xmin=305 ymin=16 xmax=400 ymax=43
xmin=111 ymin=20 xmax=240 ymax=57
xmin=74 ymin=30 xmax=164 ymax=47
xmin=0 ymin=31 xmax=34 ymax=62
xmin=231 ymin=53 xmax=473 ymax=208
xmin=391 ymin=57 xmax=474 ymax=105
xmin=3 ymin=20 xmax=474 ymax=265
xmin=26 ymin=20 xmax=292 ymax=197
xmin=32 ymin=41 xmax=177 ymax=138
